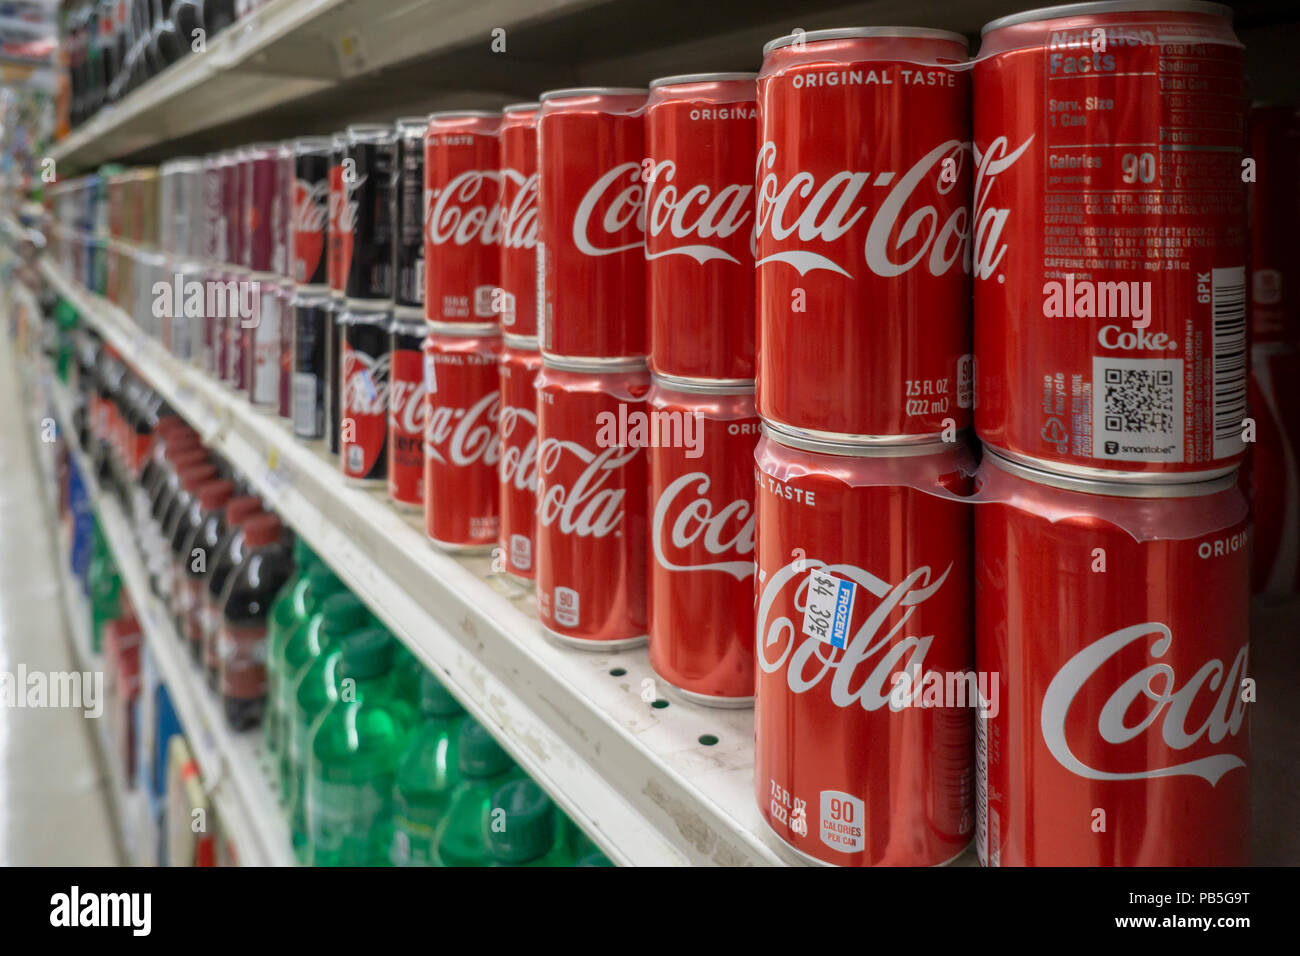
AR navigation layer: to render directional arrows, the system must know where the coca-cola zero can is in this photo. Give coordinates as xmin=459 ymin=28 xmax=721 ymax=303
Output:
xmin=395 ymin=117 xmax=427 ymax=309
xmin=291 ymin=290 xmax=331 ymax=440
xmin=344 ymin=124 xmax=396 ymax=304
xmin=339 ymin=305 xmax=392 ymax=482
xmin=292 ymin=136 xmax=331 ymax=289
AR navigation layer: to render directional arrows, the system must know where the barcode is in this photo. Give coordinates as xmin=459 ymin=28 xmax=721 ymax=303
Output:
xmin=976 ymin=712 xmax=988 ymax=866
xmin=1211 ymin=266 xmax=1247 ymax=460
xmin=292 ymin=373 xmax=320 ymax=438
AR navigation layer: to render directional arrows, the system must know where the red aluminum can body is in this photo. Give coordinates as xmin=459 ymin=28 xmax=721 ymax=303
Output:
xmin=327 ymin=134 xmax=346 ymax=294
xmin=423 ymin=327 xmax=503 ymax=549
xmin=278 ymin=282 xmax=294 ymax=419
xmin=222 ymin=151 xmax=244 ymax=268
xmin=498 ymin=338 xmax=542 ymax=579
xmin=242 ymin=145 xmax=278 ymax=273
xmin=339 ymin=307 xmax=392 ymax=483
xmin=648 ymin=378 xmax=758 ymax=703
xmin=1247 ymin=345 xmax=1300 ymax=595
xmin=754 ymin=427 xmax=974 ymax=866
xmin=535 ymin=360 xmax=650 ymax=646
xmin=424 ymin=112 xmax=501 ymax=324
xmin=498 ymin=104 xmax=540 ymax=338
xmin=974 ymin=451 xmax=1250 ymax=865
xmin=973 ymin=5 xmax=1247 ymax=480
xmin=538 ymin=89 xmax=648 ymax=362
xmin=1247 ymin=104 xmax=1300 ymax=346
xmin=388 ymin=314 xmax=429 ymax=509
xmin=646 ymin=75 xmax=757 ymax=382
xmin=756 ymin=30 xmax=972 ymax=440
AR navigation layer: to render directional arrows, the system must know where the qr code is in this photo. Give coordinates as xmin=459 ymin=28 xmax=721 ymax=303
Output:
xmin=1101 ymin=366 xmax=1176 ymax=434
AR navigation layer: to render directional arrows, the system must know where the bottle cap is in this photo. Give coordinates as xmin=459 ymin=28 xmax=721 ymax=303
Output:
xmin=179 ymin=463 xmax=218 ymax=493
xmin=418 ymin=670 xmax=464 ymax=718
xmin=457 ymin=718 xmax=513 ymax=779
xmin=337 ymin=626 xmax=393 ymax=680
xmin=197 ymin=479 xmax=235 ymax=510
xmin=169 ymin=447 xmax=208 ymax=470
xmin=319 ymin=593 xmax=371 ymax=642
xmin=241 ymin=513 xmax=283 ymax=549
xmin=223 ymin=495 xmax=262 ymax=526
xmin=304 ymin=565 xmax=347 ymax=612
xmin=486 ymin=780 xmax=555 ymax=863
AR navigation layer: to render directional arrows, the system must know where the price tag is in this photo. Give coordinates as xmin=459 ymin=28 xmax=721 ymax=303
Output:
xmin=802 ymin=568 xmax=857 ymax=649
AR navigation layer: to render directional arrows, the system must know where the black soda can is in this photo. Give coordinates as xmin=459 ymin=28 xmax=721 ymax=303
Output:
xmin=291 ymin=136 xmax=331 ymax=289
xmin=326 ymin=297 xmax=344 ymax=456
xmin=343 ymin=124 xmax=396 ymax=304
xmin=395 ymin=117 xmax=427 ymax=309
xmin=339 ymin=305 xmax=393 ymax=483
xmin=291 ymin=290 xmax=332 ymax=439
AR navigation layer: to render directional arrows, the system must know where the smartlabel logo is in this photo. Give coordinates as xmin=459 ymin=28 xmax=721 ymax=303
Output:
xmin=50 ymin=886 xmax=151 ymax=936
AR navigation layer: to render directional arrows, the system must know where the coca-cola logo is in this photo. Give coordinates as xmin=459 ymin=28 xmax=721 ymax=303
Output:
xmin=499 ymin=168 xmax=538 ymax=250
xmin=572 ymin=162 xmax=645 ymax=256
xmin=652 ymin=472 xmax=754 ymax=579
xmin=425 ymin=391 xmax=502 ymax=467
xmin=1041 ymin=623 xmax=1248 ymax=786
xmin=388 ymin=373 xmax=429 ymax=436
xmin=426 ymin=170 xmax=502 ymax=247
xmin=536 ymin=440 xmax=638 ymax=536
xmin=754 ymin=140 xmax=970 ymax=279
xmin=342 ymin=349 xmax=390 ymax=417
xmin=972 ymin=135 xmax=1033 ymax=282
xmin=644 ymin=160 xmax=752 ymax=264
xmin=292 ymin=177 xmax=327 ymax=282
xmin=499 ymin=405 xmax=539 ymax=492
xmin=757 ymin=557 xmax=952 ymax=708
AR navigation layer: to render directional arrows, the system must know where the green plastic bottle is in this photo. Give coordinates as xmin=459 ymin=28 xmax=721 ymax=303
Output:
xmin=432 ymin=719 xmax=519 ymax=866
xmin=286 ymin=593 xmax=373 ymax=861
xmin=391 ymin=671 xmax=466 ymax=866
xmin=264 ymin=539 xmax=319 ymax=716
xmin=576 ymin=850 xmax=615 ymax=867
xmin=87 ymin=552 xmax=122 ymax=656
xmin=391 ymin=642 xmax=425 ymax=710
xmin=266 ymin=564 xmax=345 ymax=776
xmin=305 ymin=627 xmax=413 ymax=867
xmin=486 ymin=780 xmax=578 ymax=867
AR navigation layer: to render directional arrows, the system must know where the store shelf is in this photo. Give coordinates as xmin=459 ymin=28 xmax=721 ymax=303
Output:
xmin=45 ymin=370 xmax=295 ymax=868
xmin=43 ymin=258 xmax=795 ymax=867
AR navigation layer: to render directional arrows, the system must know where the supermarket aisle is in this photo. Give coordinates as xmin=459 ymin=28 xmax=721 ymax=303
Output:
xmin=0 ymin=337 xmax=119 ymax=865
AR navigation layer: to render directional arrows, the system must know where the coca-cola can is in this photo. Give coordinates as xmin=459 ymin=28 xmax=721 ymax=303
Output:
xmin=1248 ymin=344 xmax=1300 ymax=595
xmin=395 ymin=117 xmax=427 ymax=309
xmin=243 ymin=144 xmax=279 ymax=273
xmin=754 ymin=424 xmax=975 ymax=866
xmin=423 ymin=324 xmax=503 ymax=550
xmin=327 ymin=133 xmax=347 ymax=295
xmin=424 ymin=111 xmax=501 ymax=324
xmin=535 ymin=358 xmax=650 ymax=647
xmin=975 ymin=449 xmax=1250 ymax=865
xmin=339 ymin=305 xmax=393 ymax=483
xmin=538 ymin=88 xmax=648 ymax=362
xmin=223 ymin=149 xmax=245 ymax=269
xmin=291 ymin=290 xmax=331 ymax=440
xmin=344 ymin=124 xmax=396 ymax=304
xmin=325 ymin=297 xmax=344 ymax=456
xmin=498 ymin=103 xmax=540 ymax=339
xmin=974 ymin=3 xmax=1247 ymax=481
xmin=203 ymin=155 xmax=224 ymax=262
xmin=277 ymin=281 xmax=294 ymax=418
xmin=242 ymin=275 xmax=283 ymax=410
xmin=292 ymin=136 xmax=331 ymax=289
xmin=757 ymin=28 xmax=972 ymax=442
xmin=498 ymin=335 xmax=542 ymax=580
xmin=648 ymin=376 xmax=758 ymax=704
xmin=1247 ymin=104 xmax=1300 ymax=346
xmin=647 ymin=74 xmax=757 ymax=383
xmin=389 ymin=309 xmax=428 ymax=509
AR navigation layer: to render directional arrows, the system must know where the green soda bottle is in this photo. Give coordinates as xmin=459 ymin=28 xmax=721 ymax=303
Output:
xmin=286 ymin=593 xmax=373 ymax=861
xmin=486 ymin=780 xmax=578 ymax=867
xmin=305 ymin=627 xmax=413 ymax=867
xmin=88 ymin=552 xmax=122 ymax=656
xmin=391 ymin=671 xmax=465 ymax=866
xmin=432 ymin=719 xmax=519 ymax=866
xmin=264 ymin=539 xmax=318 ymax=713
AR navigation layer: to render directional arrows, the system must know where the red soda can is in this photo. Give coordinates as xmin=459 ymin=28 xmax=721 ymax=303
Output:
xmin=498 ymin=104 xmax=540 ymax=339
xmin=1247 ymin=104 xmax=1300 ymax=346
xmin=646 ymin=74 xmax=757 ymax=382
xmin=754 ymin=426 xmax=975 ymax=866
xmin=202 ymin=155 xmax=223 ymax=261
xmin=648 ymin=377 xmax=758 ymax=704
xmin=423 ymin=325 xmax=502 ymax=550
xmin=243 ymin=276 xmax=284 ymax=410
xmin=344 ymin=124 xmax=396 ymax=304
xmin=339 ymin=305 xmax=393 ymax=484
xmin=757 ymin=29 xmax=972 ymax=441
xmin=327 ymin=133 xmax=346 ymax=294
xmin=225 ymin=149 xmax=246 ymax=268
xmin=535 ymin=358 xmax=650 ymax=647
xmin=974 ymin=3 xmax=1247 ymax=480
xmin=242 ymin=144 xmax=278 ymax=272
xmin=498 ymin=336 xmax=542 ymax=580
xmin=424 ymin=111 xmax=501 ymax=324
xmin=292 ymin=136 xmax=331 ymax=289
xmin=388 ymin=310 xmax=429 ymax=510
xmin=537 ymin=88 xmax=648 ymax=362
xmin=277 ymin=281 xmax=294 ymax=419
xmin=1248 ymin=345 xmax=1300 ymax=595
xmin=974 ymin=450 xmax=1250 ymax=865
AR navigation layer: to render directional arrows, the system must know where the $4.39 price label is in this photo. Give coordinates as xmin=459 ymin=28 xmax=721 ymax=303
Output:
xmin=801 ymin=568 xmax=857 ymax=649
